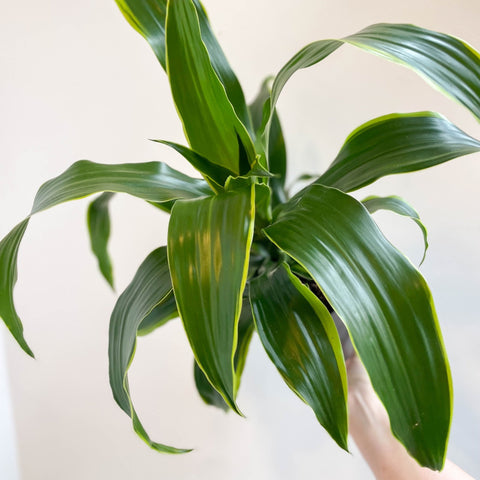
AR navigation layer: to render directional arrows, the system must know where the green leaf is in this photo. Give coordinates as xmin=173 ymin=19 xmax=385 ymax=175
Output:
xmin=317 ymin=112 xmax=480 ymax=192
xmin=193 ymin=0 xmax=252 ymax=132
xmin=233 ymin=297 xmax=255 ymax=394
xmin=114 ymin=0 xmax=168 ymax=68
xmin=345 ymin=24 xmax=480 ymax=120
xmin=87 ymin=192 xmax=115 ymax=288
xmin=193 ymin=360 xmax=229 ymax=411
xmin=250 ymin=264 xmax=348 ymax=449
xmin=262 ymin=23 xmax=480 ymax=150
xmin=150 ymin=140 xmax=234 ymax=189
xmin=137 ymin=291 xmax=178 ymax=336
xmin=168 ymin=185 xmax=255 ymax=413
xmin=148 ymin=199 xmax=176 ymax=214
xmin=114 ymin=0 xmax=252 ymax=130
xmin=362 ymin=195 xmax=429 ymax=265
xmin=165 ymin=0 xmax=255 ymax=175
xmin=249 ymin=79 xmax=287 ymax=205
xmin=109 ymin=246 xmax=189 ymax=453
xmin=0 ymin=160 xmax=211 ymax=355
xmin=31 ymin=160 xmax=212 ymax=214
xmin=193 ymin=296 xmax=255 ymax=410
xmin=0 ymin=219 xmax=33 ymax=357
xmin=264 ymin=184 xmax=452 ymax=470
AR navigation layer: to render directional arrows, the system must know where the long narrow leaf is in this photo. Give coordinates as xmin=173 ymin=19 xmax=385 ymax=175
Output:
xmin=151 ymin=140 xmax=233 ymax=189
xmin=345 ymin=24 xmax=480 ymax=120
xmin=32 ymin=160 xmax=211 ymax=214
xmin=269 ymin=24 xmax=480 ymax=120
xmin=165 ymin=0 xmax=255 ymax=174
xmin=317 ymin=112 xmax=480 ymax=191
xmin=168 ymin=185 xmax=255 ymax=413
xmin=194 ymin=296 xmax=255 ymax=410
xmin=0 ymin=220 xmax=33 ymax=356
xmin=262 ymin=23 xmax=480 ymax=156
xmin=87 ymin=193 xmax=115 ymax=288
xmin=362 ymin=195 xmax=429 ymax=265
xmin=109 ymin=247 xmax=189 ymax=453
xmin=193 ymin=0 xmax=252 ymax=132
xmin=0 ymin=160 xmax=211 ymax=355
xmin=114 ymin=0 xmax=251 ymax=130
xmin=250 ymin=263 xmax=348 ymax=449
xmin=264 ymin=184 xmax=452 ymax=470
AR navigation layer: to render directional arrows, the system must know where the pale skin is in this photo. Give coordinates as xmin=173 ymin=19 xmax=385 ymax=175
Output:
xmin=346 ymin=355 xmax=475 ymax=480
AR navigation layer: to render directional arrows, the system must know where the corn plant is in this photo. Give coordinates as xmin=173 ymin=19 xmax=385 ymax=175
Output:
xmin=2 ymin=0 xmax=480 ymax=470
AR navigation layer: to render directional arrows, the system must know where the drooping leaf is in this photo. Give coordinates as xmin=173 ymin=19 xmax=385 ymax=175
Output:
xmin=0 ymin=160 xmax=212 ymax=355
xmin=249 ymin=79 xmax=287 ymax=205
xmin=137 ymin=291 xmax=178 ymax=336
xmin=114 ymin=0 xmax=251 ymax=130
xmin=250 ymin=264 xmax=348 ymax=449
xmin=262 ymin=23 xmax=480 ymax=153
xmin=165 ymin=0 xmax=255 ymax=175
xmin=317 ymin=112 xmax=480 ymax=191
xmin=264 ymin=184 xmax=451 ymax=470
xmin=345 ymin=24 xmax=480 ymax=120
xmin=193 ymin=295 xmax=255 ymax=410
xmin=268 ymin=40 xmax=342 ymax=123
xmin=271 ymin=24 xmax=480 ymax=119
xmin=168 ymin=185 xmax=255 ymax=413
xmin=31 ymin=160 xmax=212 ymax=214
xmin=87 ymin=193 xmax=115 ymax=288
xmin=0 ymin=219 xmax=33 ymax=357
xmin=362 ymin=195 xmax=429 ymax=265
xmin=151 ymin=140 xmax=234 ymax=189
xmin=109 ymin=246 xmax=189 ymax=453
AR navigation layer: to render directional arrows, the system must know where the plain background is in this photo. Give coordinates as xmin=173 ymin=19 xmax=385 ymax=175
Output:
xmin=1 ymin=0 xmax=479 ymax=478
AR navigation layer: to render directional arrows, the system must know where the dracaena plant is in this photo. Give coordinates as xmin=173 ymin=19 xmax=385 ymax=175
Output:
xmin=2 ymin=0 xmax=480 ymax=471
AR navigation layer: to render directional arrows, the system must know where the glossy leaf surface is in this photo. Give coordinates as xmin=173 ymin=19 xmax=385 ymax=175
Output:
xmin=264 ymin=184 xmax=451 ymax=469
xmin=263 ymin=23 xmax=480 ymax=144
xmin=362 ymin=195 xmax=429 ymax=265
xmin=194 ymin=296 xmax=254 ymax=410
xmin=250 ymin=264 xmax=348 ymax=449
xmin=31 ymin=160 xmax=211 ymax=213
xmin=168 ymin=186 xmax=255 ymax=412
xmin=165 ymin=0 xmax=255 ymax=174
xmin=114 ymin=0 xmax=168 ymax=67
xmin=151 ymin=140 xmax=234 ymax=189
xmin=0 ymin=160 xmax=211 ymax=355
xmin=109 ymin=247 xmax=189 ymax=453
xmin=318 ymin=112 xmax=480 ymax=191
xmin=114 ymin=0 xmax=251 ymax=129
xmin=193 ymin=0 xmax=252 ymax=131
xmin=345 ymin=24 xmax=480 ymax=120
xmin=87 ymin=193 xmax=115 ymax=288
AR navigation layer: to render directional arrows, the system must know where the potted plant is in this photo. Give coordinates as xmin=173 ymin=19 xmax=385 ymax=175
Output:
xmin=1 ymin=0 xmax=479 ymax=472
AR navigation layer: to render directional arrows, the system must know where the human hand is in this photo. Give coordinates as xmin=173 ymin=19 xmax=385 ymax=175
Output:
xmin=345 ymin=354 xmax=474 ymax=480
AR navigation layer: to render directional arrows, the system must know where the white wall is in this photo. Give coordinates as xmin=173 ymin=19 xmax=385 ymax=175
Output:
xmin=0 ymin=331 xmax=20 ymax=480
xmin=1 ymin=0 xmax=479 ymax=478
